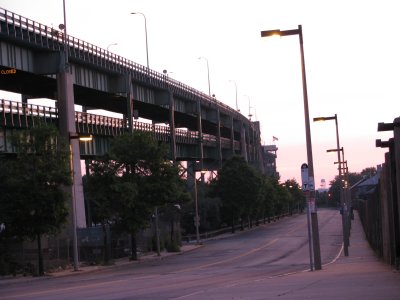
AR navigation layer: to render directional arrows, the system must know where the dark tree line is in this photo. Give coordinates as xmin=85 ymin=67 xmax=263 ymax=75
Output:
xmin=0 ymin=126 xmax=190 ymax=275
xmin=0 ymin=123 xmax=71 ymax=276
xmin=0 ymin=123 xmax=305 ymax=276
xmin=202 ymin=156 xmax=305 ymax=234
xmin=85 ymin=132 xmax=190 ymax=261
xmin=327 ymin=167 xmax=378 ymax=206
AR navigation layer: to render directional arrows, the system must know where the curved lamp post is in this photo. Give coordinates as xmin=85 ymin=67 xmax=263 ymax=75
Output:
xmin=229 ymin=80 xmax=239 ymax=112
xmin=131 ymin=12 xmax=149 ymax=69
xmin=106 ymin=43 xmax=117 ymax=51
xmin=261 ymin=25 xmax=321 ymax=271
xmin=314 ymin=114 xmax=349 ymax=256
xmin=198 ymin=57 xmax=211 ymax=97
xmin=243 ymin=95 xmax=252 ymax=120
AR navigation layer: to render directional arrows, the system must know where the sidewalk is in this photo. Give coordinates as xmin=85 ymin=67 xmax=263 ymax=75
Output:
xmin=0 ymin=243 xmax=202 ymax=285
xmin=50 ymin=243 xmax=202 ymax=278
xmin=252 ymin=211 xmax=400 ymax=300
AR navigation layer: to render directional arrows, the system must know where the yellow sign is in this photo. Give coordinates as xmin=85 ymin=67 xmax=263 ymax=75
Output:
xmin=0 ymin=68 xmax=17 ymax=75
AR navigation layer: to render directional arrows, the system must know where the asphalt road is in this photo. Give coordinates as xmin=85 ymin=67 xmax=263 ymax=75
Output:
xmin=1 ymin=209 xmax=398 ymax=300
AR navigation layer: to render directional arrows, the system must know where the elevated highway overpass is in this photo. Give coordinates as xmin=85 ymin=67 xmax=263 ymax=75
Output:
xmin=0 ymin=7 xmax=264 ymax=228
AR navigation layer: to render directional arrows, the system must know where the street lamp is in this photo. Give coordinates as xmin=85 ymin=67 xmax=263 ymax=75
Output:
xmin=314 ymin=114 xmax=349 ymax=256
xmin=69 ymin=133 xmax=92 ymax=271
xmin=154 ymin=206 xmax=161 ymax=256
xmin=250 ymin=107 xmax=257 ymax=121
xmin=198 ymin=57 xmax=211 ymax=97
xmin=229 ymin=80 xmax=239 ymax=112
xmin=261 ymin=25 xmax=321 ymax=270
xmin=193 ymin=172 xmax=200 ymax=244
xmin=60 ymin=0 xmax=68 ymax=69
xmin=163 ymin=69 xmax=174 ymax=78
xmin=243 ymin=95 xmax=252 ymax=120
xmin=328 ymin=146 xmax=352 ymax=237
xmin=192 ymin=169 xmax=200 ymax=245
xmin=106 ymin=43 xmax=117 ymax=51
xmin=192 ymin=164 xmax=206 ymax=246
xmin=131 ymin=12 xmax=149 ymax=69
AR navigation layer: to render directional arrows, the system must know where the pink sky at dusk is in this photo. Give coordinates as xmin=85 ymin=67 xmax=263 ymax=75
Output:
xmin=0 ymin=0 xmax=398 ymax=188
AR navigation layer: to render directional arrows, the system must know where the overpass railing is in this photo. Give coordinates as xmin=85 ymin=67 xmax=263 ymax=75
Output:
xmin=1 ymin=99 xmax=58 ymax=128
xmin=0 ymin=7 xmax=244 ymax=124
xmin=0 ymin=99 xmax=238 ymax=151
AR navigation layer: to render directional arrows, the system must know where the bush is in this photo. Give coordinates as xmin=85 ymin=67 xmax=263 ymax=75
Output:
xmin=165 ymin=240 xmax=180 ymax=252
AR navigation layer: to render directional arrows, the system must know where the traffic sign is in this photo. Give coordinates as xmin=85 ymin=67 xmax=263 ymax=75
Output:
xmin=301 ymin=163 xmax=309 ymax=191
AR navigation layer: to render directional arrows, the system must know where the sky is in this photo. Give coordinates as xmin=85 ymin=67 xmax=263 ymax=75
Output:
xmin=0 ymin=0 xmax=398 ymax=188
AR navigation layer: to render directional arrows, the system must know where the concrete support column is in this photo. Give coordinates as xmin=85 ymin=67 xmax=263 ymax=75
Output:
xmin=197 ymin=100 xmax=204 ymax=170
xmin=169 ymin=91 xmax=176 ymax=162
xmin=248 ymin=127 xmax=252 ymax=162
xmin=240 ymin=123 xmax=248 ymax=162
xmin=186 ymin=161 xmax=195 ymax=189
xmin=256 ymin=131 xmax=265 ymax=173
xmin=126 ymin=74 xmax=134 ymax=133
xmin=216 ymin=109 xmax=222 ymax=168
xmin=247 ymin=126 xmax=253 ymax=162
xmin=57 ymin=71 xmax=87 ymax=228
xmin=21 ymin=95 xmax=29 ymax=105
xmin=250 ymin=127 xmax=256 ymax=163
xmin=186 ymin=161 xmax=200 ymax=243
xmin=394 ymin=118 xmax=400 ymax=244
xmin=230 ymin=116 xmax=235 ymax=156
xmin=253 ymin=129 xmax=257 ymax=164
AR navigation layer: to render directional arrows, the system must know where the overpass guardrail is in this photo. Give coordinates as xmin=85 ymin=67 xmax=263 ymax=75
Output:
xmin=0 ymin=99 xmax=239 ymax=153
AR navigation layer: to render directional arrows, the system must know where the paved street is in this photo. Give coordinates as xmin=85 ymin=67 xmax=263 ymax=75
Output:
xmin=0 ymin=208 xmax=399 ymax=299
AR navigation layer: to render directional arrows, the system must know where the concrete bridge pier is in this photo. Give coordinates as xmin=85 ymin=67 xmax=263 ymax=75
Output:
xmin=216 ymin=109 xmax=223 ymax=169
xmin=240 ymin=123 xmax=248 ymax=161
xmin=57 ymin=70 xmax=87 ymax=229
xmin=169 ymin=90 xmax=176 ymax=162
xmin=230 ymin=116 xmax=235 ymax=156
xmin=126 ymin=74 xmax=134 ymax=133
xmin=197 ymin=99 xmax=204 ymax=171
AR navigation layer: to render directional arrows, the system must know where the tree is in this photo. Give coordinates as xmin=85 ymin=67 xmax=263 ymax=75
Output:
xmin=85 ymin=155 xmax=121 ymax=263
xmin=211 ymin=156 xmax=261 ymax=233
xmin=282 ymin=179 xmax=305 ymax=214
xmin=87 ymin=132 xmax=190 ymax=260
xmin=328 ymin=169 xmax=374 ymax=205
xmin=255 ymin=175 xmax=277 ymax=224
xmin=0 ymin=123 xmax=70 ymax=275
xmin=274 ymin=183 xmax=292 ymax=217
xmin=360 ymin=167 xmax=377 ymax=178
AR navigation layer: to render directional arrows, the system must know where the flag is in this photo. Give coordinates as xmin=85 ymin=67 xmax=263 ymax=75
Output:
xmin=273 ymin=136 xmax=279 ymax=141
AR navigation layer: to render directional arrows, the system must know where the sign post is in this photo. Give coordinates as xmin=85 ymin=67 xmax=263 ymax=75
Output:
xmin=301 ymin=163 xmax=314 ymax=271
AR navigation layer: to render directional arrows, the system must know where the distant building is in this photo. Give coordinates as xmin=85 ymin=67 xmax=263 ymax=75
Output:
xmin=351 ymin=165 xmax=382 ymax=200
xmin=319 ymin=179 xmax=328 ymax=192
xmin=261 ymin=144 xmax=279 ymax=178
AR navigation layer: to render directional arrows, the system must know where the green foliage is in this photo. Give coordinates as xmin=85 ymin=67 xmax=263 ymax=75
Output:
xmin=360 ymin=167 xmax=377 ymax=178
xmin=0 ymin=124 xmax=71 ymax=275
xmin=0 ymin=124 xmax=70 ymax=240
xmin=208 ymin=157 xmax=304 ymax=232
xmin=258 ymin=176 xmax=278 ymax=218
xmin=282 ymin=179 xmax=305 ymax=214
xmin=165 ymin=239 xmax=181 ymax=252
xmin=328 ymin=166 xmax=377 ymax=205
xmin=213 ymin=156 xmax=261 ymax=228
xmin=86 ymin=132 xmax=190 ymax=259
xmin=329 ymin=171 xmax=365 ymax=204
